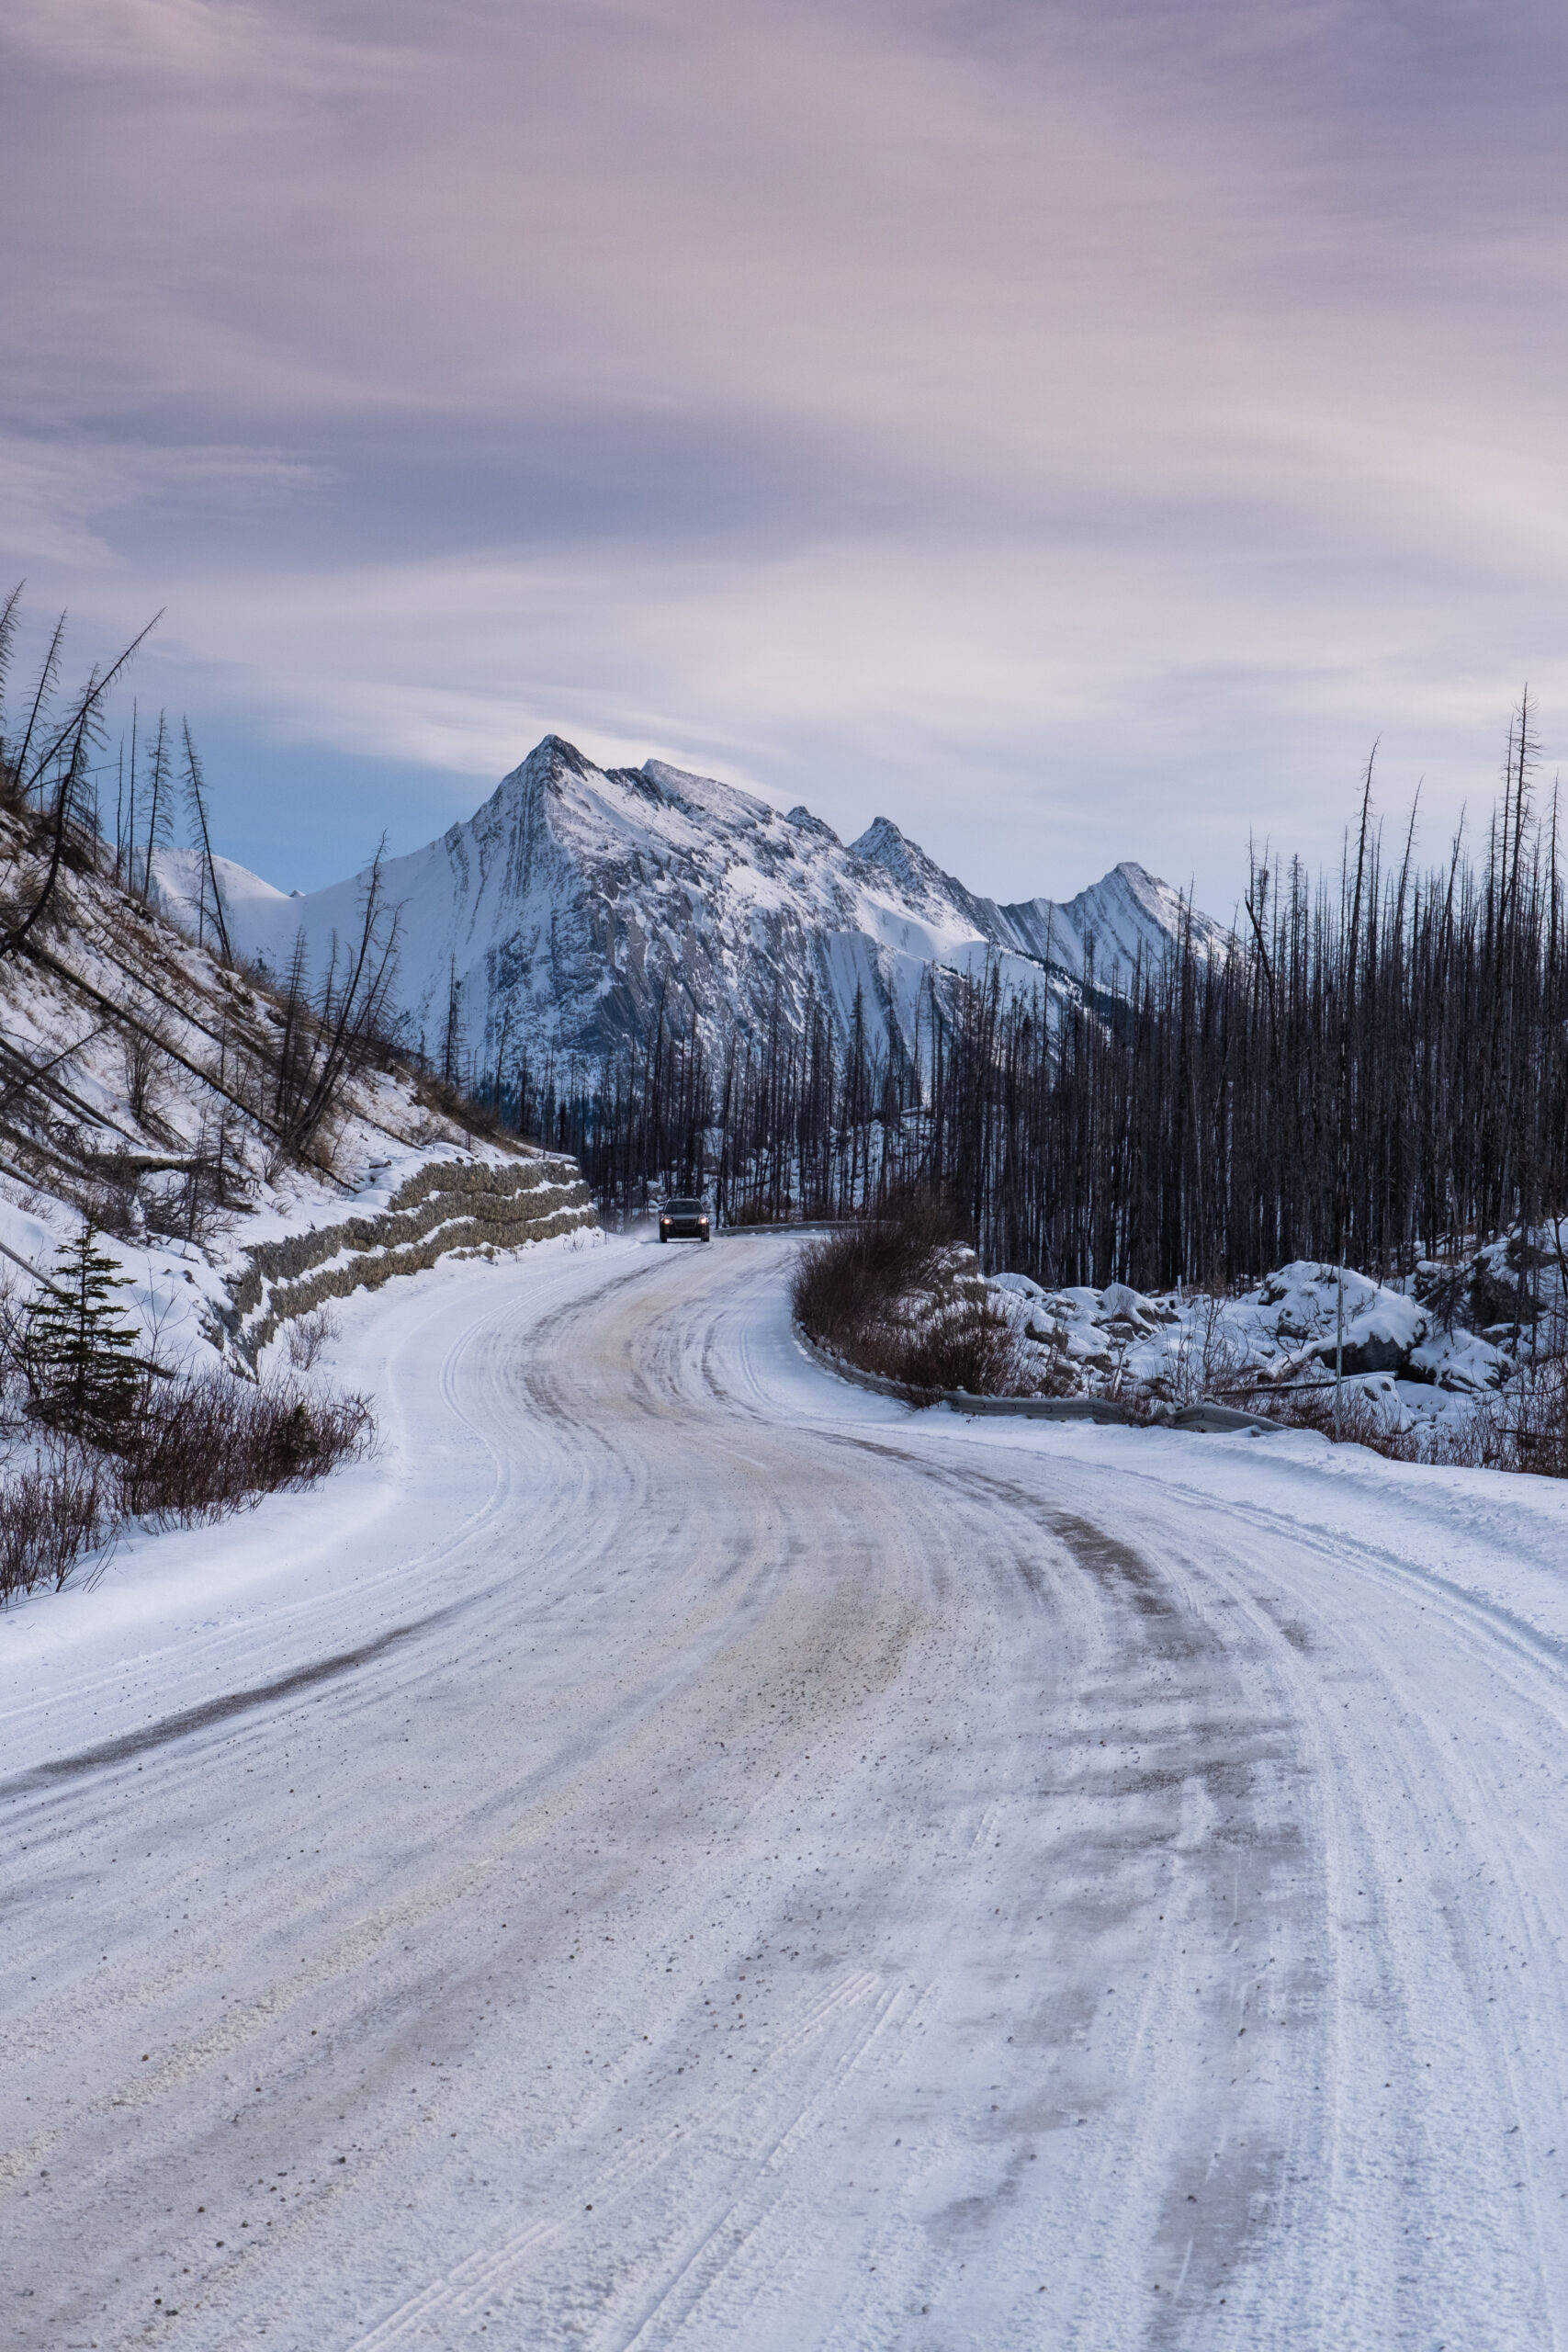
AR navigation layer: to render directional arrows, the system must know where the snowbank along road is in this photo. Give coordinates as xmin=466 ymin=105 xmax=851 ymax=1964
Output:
xmin=6 ymin=1233 xmax=1568 ymax=2349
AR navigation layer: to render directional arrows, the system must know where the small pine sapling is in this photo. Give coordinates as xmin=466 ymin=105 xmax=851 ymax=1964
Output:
xmin=23 ymin=1224 xmax=142 ymax=1435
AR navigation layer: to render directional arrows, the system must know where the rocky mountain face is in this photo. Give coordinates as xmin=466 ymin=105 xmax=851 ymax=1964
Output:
xmin=186 ymin=737 xmax=1226 ymax=1082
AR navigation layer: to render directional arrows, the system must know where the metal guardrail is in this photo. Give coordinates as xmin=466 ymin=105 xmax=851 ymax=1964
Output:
xmin=792 ymin=1322 xmax=1280 ymax=1435
xmin=720 ymin=1221 xmax=858 ymax=1237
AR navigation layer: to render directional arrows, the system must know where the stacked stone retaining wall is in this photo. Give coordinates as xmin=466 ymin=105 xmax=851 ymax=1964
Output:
xmin=219 ymin=1153 xmax=595 ymax=1364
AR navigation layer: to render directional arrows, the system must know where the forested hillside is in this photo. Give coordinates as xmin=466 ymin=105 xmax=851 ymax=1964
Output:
xmin=565 ymin=702 xmax=1568 ymax=1313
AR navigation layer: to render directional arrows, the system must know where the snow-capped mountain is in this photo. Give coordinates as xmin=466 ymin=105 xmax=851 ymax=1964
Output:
xmin=177 ymin=737 xmax=1226 ymax=1078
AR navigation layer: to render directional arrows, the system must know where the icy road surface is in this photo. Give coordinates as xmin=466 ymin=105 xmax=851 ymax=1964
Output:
xmin=6 ymin=1235 xmax=1568 ymax=2350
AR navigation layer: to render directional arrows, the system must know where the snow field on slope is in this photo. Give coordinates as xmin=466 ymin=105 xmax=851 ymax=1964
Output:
xmin=4 ymin=1231 xmax=1568 ymax=2349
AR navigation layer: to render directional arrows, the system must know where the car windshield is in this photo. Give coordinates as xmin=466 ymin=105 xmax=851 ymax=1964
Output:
xmin=666 ymin=1200 xmax=703 ymax=1215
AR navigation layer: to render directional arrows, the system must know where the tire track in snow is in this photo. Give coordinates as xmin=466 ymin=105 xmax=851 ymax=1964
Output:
xmin=346 ymin=1973 xmax=900 ymax=2349
xmin=8 ymin=1236 xmax=1568 ymax=2349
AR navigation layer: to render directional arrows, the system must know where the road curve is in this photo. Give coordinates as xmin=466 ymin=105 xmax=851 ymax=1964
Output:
xmin=6 ymin=1235 xmax=1568 ymax=2350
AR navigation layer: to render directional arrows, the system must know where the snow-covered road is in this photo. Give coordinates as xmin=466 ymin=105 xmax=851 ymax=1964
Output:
xmin=6 ymin=1234 xmax=1568 ymax=2350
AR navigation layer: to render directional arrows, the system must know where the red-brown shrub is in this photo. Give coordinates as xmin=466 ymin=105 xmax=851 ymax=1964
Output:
xmin=792 ymin=1191 xmax=1024 ymax=1404
xmin=0 ymin=1367 xmax=374 ymax=1604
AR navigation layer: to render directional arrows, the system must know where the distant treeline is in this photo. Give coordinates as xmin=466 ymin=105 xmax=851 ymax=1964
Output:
xmin=520 ymin=699 xmax=1568 ymax=1292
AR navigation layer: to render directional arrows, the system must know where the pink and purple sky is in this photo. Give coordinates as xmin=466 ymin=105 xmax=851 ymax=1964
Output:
xmin=4 ymin=0 xmax=1566 ymax=908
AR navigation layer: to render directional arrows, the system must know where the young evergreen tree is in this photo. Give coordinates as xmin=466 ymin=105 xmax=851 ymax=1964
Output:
xmin=24 ymin=1224 xmax=141 ymax=1433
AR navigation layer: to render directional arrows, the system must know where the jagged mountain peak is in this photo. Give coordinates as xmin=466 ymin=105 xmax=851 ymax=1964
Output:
xmin=478 ymin=731 xmax=592 ymax=807
xmin=851 ymin=814 xmax=948 ymax=891
xmin=784 ymin=803 xmax=840 ymax=842
xmin=479 ymin=738 xmax=795 ymax=873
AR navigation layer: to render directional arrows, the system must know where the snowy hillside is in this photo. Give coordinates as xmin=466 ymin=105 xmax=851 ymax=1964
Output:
xmin=187 ymin=737 xmax=1227 ymax=1080
xmin=0 ymin=787 xmax=593 ymax=1385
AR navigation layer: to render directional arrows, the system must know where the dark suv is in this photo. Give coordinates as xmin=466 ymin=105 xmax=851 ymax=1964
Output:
xmin=658 ymin=1197 xmax=711 ymax=1243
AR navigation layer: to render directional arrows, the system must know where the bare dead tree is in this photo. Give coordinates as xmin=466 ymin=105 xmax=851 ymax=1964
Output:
xmin=271 ymin=846 xmax=400 ymax=1154
xmin=180 ymin=720 xmax=233 ymax=963
xmin=0 ymin=601 xmax=160 ymax=962
xmin=140 ymin=709 xmax=171 ymax=899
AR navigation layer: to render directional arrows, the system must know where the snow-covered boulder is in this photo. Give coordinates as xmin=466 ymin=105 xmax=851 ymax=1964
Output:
xmin=1255 ymin=1261 xmax=1428 ymax=1374
xmin=1314 ymin=1290 xmax=1427 ymax=1377
xmin=1100 ymin=1282 xmax=1173 ymax=1335
xmin=987 ymin=1271 xmax=1044 ymax=1305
